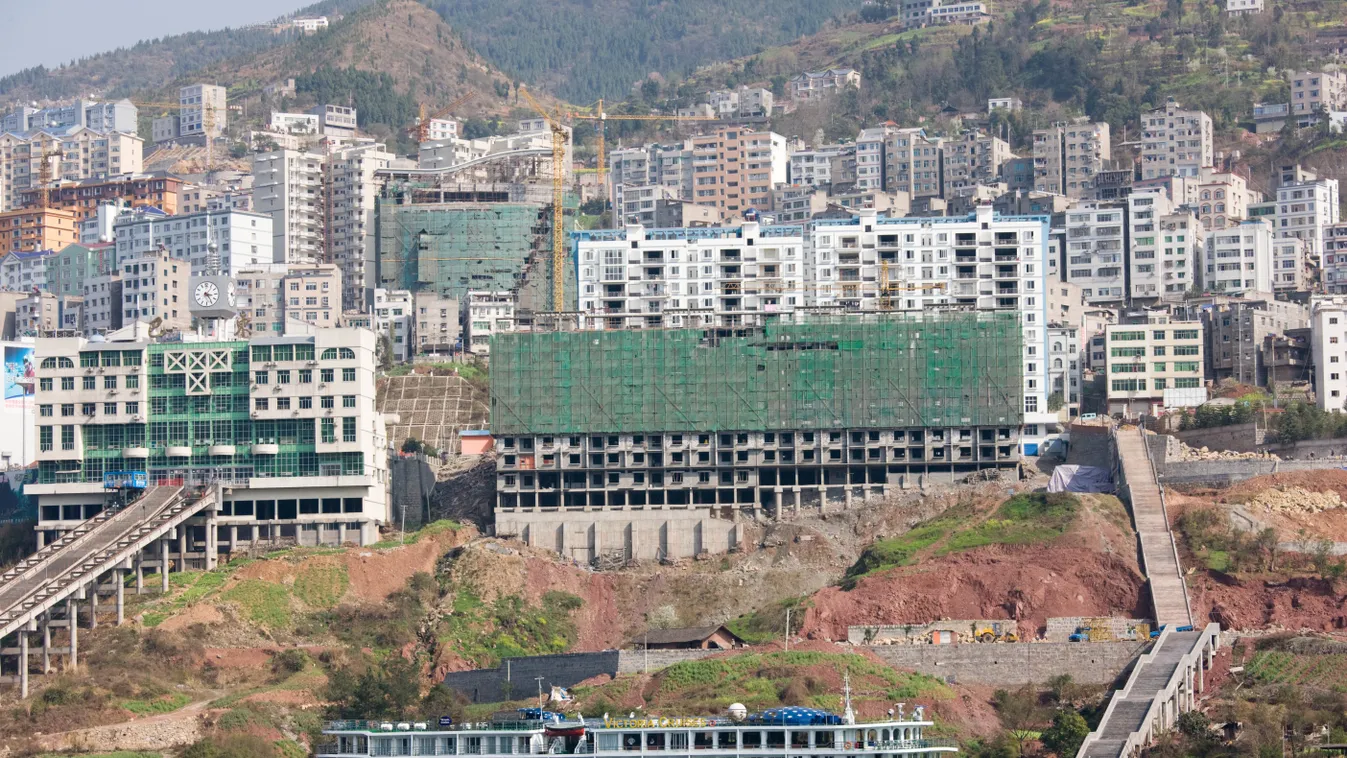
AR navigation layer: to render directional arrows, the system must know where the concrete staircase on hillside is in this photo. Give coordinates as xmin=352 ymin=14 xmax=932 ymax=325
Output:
xmin=1115 ymin=428 xmax=1193 ymax=628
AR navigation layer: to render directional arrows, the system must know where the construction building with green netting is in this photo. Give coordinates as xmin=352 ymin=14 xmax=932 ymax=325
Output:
xmin=489 ymin=310 xmax=1024 ymax=563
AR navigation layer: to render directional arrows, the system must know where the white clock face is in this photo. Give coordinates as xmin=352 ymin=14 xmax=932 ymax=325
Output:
xmin=227 ymin=281 xmax=236 ymax=307
xmin=195 ymin=281 xmax=219 ymax=307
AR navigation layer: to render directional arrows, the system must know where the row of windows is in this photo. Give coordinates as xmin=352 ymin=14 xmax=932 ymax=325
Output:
xmin=254 ymin=396 xmax=356 ymax=411
xmin=1111 ymin=378 xmax=1201 ymax=392
xmin=254 ymin=368 xmax=355 ymax=384
xmin=40 ymin=401 xmax=139 ymax=418
xmin=39 ymin=374 xmax=141 ymax=392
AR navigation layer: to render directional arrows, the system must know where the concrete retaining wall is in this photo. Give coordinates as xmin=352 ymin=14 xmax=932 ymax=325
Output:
xmin=864 ymin=641 xmax=1147 ymax=686
xmin=1158 ymin=459 xmax=1347 ymax=487
xmin=847 ymin=620 xmax=1014 ymax=645
xmin=442 ymin=651 xmax=620 ymax=703
xmin=496 ymin=509 xmax=742 ymax=562
xmin=615 ymin=649 xmax=721 ymax=673
xmin=1173 ymin=424 xmax=1261 ymax=453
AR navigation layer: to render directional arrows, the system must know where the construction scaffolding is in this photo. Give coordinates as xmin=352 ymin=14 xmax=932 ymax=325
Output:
xmin=375 ymin=198 xmax=550 ymax=300
xmin=490 ymin=310 xmax=1024 ymax=435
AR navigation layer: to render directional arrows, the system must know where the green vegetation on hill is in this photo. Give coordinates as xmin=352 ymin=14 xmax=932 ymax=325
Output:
xmin=725 ymin=596 xmax=810 ymax=645
xmin=420 ymin=0 xmax=859 ymax=102
xmin=576 ymin=651 xmax=949 ymax=716
xmin=843 ymin=493 xmax=1082 ymax=587
xmin=438 ymin=589 xmax=584 ymax=668
xmin=295 ymin=67 xmax=419 ymax=129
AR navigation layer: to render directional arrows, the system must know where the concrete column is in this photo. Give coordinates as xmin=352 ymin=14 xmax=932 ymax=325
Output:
xmin=116 ymin=569 xmax=125 ymax=626
xmin=230 ymin=525 xmax=238 ymax=551
xmin=336 ymin=523 xmax=345 ymax=546
xmin=160 ymin=538 xmax=169 ymax=593
xmin=177 ymin=527 xmax=186 ymax=570
xmin=206 ymin=518 xmax=218 ymax=570
xmin=1197 ymin=651 xmax=1205 ymax=692
xmin=36 ymin=531 xmax=45 ymax=550
xmin=136 ymin=552 xmax=144 ymax=595
xmin=88 ymin=582 xmax=98 ymax=629
xmin=67 ymin=599 xmax=77 ymax=671
xmin=19 ymin=630 xmax=28 ymax=699
xmin=41 ymin=616 xmax=51 ymax=673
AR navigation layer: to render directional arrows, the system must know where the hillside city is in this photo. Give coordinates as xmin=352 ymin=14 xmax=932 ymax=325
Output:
xmin=3 ymin=0 xmax=1347 ymax=758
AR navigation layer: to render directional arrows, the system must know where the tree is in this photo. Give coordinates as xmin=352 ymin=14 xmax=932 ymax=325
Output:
xmin=1255 ymin=527 xmax=1280 ymax=571
xmin=401 ymin=437 xmax=423 ymax=454
xmin=1040 ymin=709 xmax=1089 ymax=757
xmin=992 ymin=686 xmax=1046 ymax=755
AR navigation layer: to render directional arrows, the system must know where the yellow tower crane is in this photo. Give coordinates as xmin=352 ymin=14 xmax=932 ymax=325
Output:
xmin=519 ymin=85 xmax=569 ymax=313
xmin=570 ymin=99 xmax=715 ymax=207
xmin=409 ymin=90 xmax=477 ymax=144
xmin=34 ymin=138 xmax=62 ymax=210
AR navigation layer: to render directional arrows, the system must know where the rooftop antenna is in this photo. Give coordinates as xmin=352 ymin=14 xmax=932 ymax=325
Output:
xmin=842 ymin=672 xmax=856 ymax=726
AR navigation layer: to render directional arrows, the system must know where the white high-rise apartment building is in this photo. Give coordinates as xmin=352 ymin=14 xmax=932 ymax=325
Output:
xmin=1127 ymin=191 xmax=1201 ymax=303
xmin=329 ymin=143 xmax=394 ymax=310
xmin=1327 ymin=223 xmax=1347 ymax=294
xmin=253 ymin=149 xmax=325 ymax=264
xmin=575 ymin=220 xmax=806 ymax=331
xmin=886 ymin=128 xmax=943 ymax=199
xmin=372 ymin=288 xmax=415 ymax=363
xmin=1062 ymin=204 xmax=1127 ymax=306
xmin=1140 ymin=99 xmax=1213 ymax=179
xmin=1202 ymin=219 xmax=1275 ymax=296
xmin=180 ymin=84 xmax=227 ymax=138
xmin=1312 ymin=297 xmax=1347 ymax=411
xmin=113 ymin=207 xmax=275 ymax=277
xmin=1033 ymin=120 xmax=1111 ymax=198
xmin=1273 ymin=178 xmax=1340 ymax=292
xmin=810 ymin=206 xmax=1053 ymax=450
xmin=465 ymin=290 xmax=515 ymax=356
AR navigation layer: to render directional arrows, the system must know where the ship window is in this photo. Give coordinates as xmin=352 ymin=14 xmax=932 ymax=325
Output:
xmin=670 ymin=734 xmax=688 ymax=750
xmin=645 ymin=734 xmax=665 ymax=750
xmin=716 ymin=733 xmax=735 ymax=749
xmin=814 ymin=732 xmax=835 ymax=748
xmin=742 ymin=732 xmax=762 ymax=748
xmin=791 ymin=731 xmax=810 ymax=749
xmin=693 ymin=732 xmax=713 ymax=750
xmin=598 ymin=734 xmax=619 ymax=752
xmin=767 ymin=731 xmax=786 ymax=749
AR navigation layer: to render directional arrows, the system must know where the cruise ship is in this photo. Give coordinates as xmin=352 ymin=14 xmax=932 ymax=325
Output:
xmin=318 ymin=684 xmax=957 ymax=758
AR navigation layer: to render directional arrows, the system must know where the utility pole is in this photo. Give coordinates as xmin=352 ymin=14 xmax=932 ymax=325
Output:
xmin=784 ymin=607 xmax=791 ymax=652
xmin=536 ymin=676 xmax=545 ymax=710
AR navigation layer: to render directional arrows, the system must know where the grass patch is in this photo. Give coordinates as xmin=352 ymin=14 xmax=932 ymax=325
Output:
xmin=275 ymin=740 xmax=309 ymax=758
xmin=293 ymin=563 xmax=349 ymax=609
xmin=121 ymin=692 xmax=191 ymax=715
xmin=725 ymin=596 xmax=810 ymax=644
xmin=436 ymin=589 xmax=583 ymax=668
xmin=370 ymin=519 xmax=463 ymax=549
xmin=843 ymin=494 xmax=1081 ymax=587
xmin=1203 ymin=550 xmax=1230 ymax=572
xmin=221 ymin=580 xmax=292 ymax=629
xmin=937 ymin=493 xmax=1079 ymax=553
xmin=142 ymin=611 xmax=169 ymax=628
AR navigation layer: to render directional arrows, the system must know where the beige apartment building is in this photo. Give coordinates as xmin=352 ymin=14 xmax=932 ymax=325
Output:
xmin=119 ymin=251 xmax=190 ymax=331
xmin=414 ymin=291 xmax=461 ymax=354
xmin=886 ymin=128 xmax=943 ymax=200
xmin=1290 ymin=69 xmax=1347 ymax=118
xmin=1032 ymin=120 xmax=1111 ymax=198
xmin=0 ymin=129 xmax=144 ymax=211
xmin=688 ymin=128 xmax=788 ymax=215
xmin=237 ymin=263 xmax=343 ymax=336
xmin=1105 ymin=314 xmax=1206 ymax=417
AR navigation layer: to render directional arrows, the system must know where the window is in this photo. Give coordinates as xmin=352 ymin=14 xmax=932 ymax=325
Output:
xmin=39 ymin=405 xmax=52 ymax=417
xmin=1173 ymin=329 xmax=1199 ymax=340
xmin=1174 ymin=361 xmax=1200 ymax=372
xmin=103 ymin=375 xmax=117 ymax=390
xmin=61 ymin=426 xmax=74 ymax=451
xmin=1111 ymin=331 xmax=1145 ymax=341
xmin=1174 ymin=345 xmax=1199 ymax=356
xmin=255 ymin=398 xmax=269 ymax=411
xmin=321 ymin=396 xmax=334 ymax=409
xmin=61 ymin=377 xmax=74 ymax=391
xmin=1174 ymin=378 xmax=1200 ymax=389
xmin=39 ymin=378 xmax=52 ymax=392
xmin=342 ymin=395 xmax=355 ymax=408
xmin=342 ymin=368 xmax=355 ymax=382
xmin=61 ymin=403 xmax=74 ymax=417
xmin=321 ymin=418 xmax=336 ymax=443
xmin=277 ymin=370 xmax=291 ymax=384
xmin=1153 ymin=346 xmax=1166 ymax=356
xmin=254 ymin=371 xmax=269 ymax=385
xmin=343 ymin=417 xmax=357 ymax=442
xmin=81 ymin=403 xmax=95 ymax=416
xmin=104 ymin=402 xmax=117 ymax=415
xmin=1111 ymin=347 xmax=1145 ymax=357
xmin=125 ymin=402 xmax=138 ymax=416
xmin=320 ymin=368 xmax=334 ymax=383
xmin=1111 ymin=378 xmax=1146 ymax=392
xmin=299 ymin=397 xmax=313 ymax=409
xmin=126 ymin=375 xmax=139 ymax=389
xmin=277 ymin=397 xmax=291 ymax=410
xmin=299 ymin=369 xmax=312 ymax=383
xmin=1153 ymin=363 xmax=1167 ymax=372
xmin=1025 ymin=396 xmax=1038 ymax=413
xmin=82 ymin=376 xmax=96 ymax=390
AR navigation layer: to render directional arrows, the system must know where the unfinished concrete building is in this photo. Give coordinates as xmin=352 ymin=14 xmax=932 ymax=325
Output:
xmin=490 ymin=311 xmax=1024 ymax=562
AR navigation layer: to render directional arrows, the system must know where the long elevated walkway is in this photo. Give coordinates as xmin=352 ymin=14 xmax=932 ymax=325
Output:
xmin=1078 ymin=625 xmax=1220 ymax=758
xmin=0 ymin=485 xmax=218 ymax=695
xmin=1115 ymin=428 xmax=1193 ymax=627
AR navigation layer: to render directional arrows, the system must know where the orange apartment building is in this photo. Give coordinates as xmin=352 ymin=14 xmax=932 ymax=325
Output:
xmin=689 ymin=127 xmax=789 ymax=215
xmin=0 ymin=208 xmax=78 ymax=254
xmin=15 ymin=175 xmax=181 ymax=221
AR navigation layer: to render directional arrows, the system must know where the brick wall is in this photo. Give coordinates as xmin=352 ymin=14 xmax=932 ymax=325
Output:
xmin=441 ymin=651 xmax=620 ymax=703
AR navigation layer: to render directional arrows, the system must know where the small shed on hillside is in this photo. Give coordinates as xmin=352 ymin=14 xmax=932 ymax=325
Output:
xmin=640 ymin=625 xmax=745 ymax=650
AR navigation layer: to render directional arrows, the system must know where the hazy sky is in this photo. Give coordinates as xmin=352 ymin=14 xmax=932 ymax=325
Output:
xmin=0 ymin=0 xmax=315 ymax=78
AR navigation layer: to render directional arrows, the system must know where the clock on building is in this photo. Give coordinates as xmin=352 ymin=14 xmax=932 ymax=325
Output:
xmin=195 ymin=281 xmax=219 ymax=307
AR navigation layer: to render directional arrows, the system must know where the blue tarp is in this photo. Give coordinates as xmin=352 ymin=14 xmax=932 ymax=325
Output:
xmin=748 ymin=707 xmax=843 ymax=726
